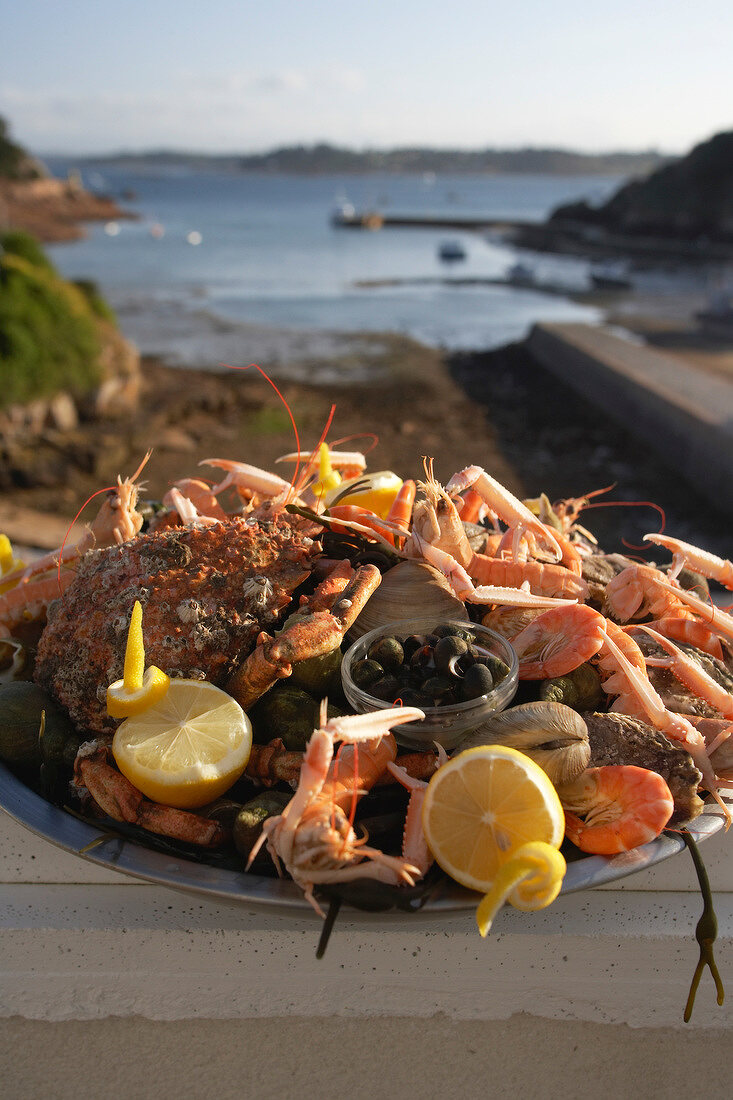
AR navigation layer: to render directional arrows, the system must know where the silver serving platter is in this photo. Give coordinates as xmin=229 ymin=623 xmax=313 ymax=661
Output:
xmin=1 ymin=760 xmax=726 ymax=918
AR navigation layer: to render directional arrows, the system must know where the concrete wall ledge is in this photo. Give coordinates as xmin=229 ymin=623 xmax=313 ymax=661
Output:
xmin=2 ymin=811 xmax=731 ymax=1033
xmin=526 ymin=322 xmax=733 ymax=512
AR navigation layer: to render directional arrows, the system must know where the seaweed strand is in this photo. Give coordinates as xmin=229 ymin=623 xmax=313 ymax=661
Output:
xmin=679 ymin=827 xmax=725 ymax=1022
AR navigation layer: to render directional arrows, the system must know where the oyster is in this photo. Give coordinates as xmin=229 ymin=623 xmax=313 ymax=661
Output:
xmin=460 ymin=701 xmax=590 ymax=786
xmin=581 ymin=711 xmax=703 ymax=822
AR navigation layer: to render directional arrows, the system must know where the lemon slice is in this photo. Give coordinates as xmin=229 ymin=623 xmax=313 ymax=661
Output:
xmin=112 ymin=680 xmax=252 ymax=809
xmin=422 ymin=744 xmax=564 ymax=893
xmin=475 ymin=841 xmax=567 ymax=936
xmin=107 ymin=666 xmax=171 ymax=718
xmin=336 ymin=471 xmax=403 ymax=518
xmin=0 ymin=534 xmax=25 ymax=591
xmin=106 ymin=600 xmax=170 ymax=718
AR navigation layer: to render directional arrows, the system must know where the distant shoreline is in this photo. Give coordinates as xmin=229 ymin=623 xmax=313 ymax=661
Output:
xmin=43 ymin=144 xmax=666 ymax=178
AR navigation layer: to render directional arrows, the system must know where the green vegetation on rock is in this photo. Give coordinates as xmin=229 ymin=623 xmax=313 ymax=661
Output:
xmin=0 ymin=117 xmax=42 ymax=181
xmin=0 ymin=229 xmax=108 ymax=408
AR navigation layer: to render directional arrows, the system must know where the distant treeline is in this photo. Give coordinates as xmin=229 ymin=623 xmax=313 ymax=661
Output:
xmin=74 ymin=142 xmax=668 ymax=176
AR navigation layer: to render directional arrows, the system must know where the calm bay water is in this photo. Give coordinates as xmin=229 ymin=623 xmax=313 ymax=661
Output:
xmin=45 ymin=162 xmax=623 ymax=359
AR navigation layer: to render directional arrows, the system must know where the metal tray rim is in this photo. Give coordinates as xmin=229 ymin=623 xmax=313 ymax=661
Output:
xmin=1 ymin=762 xmax=727 ymax=920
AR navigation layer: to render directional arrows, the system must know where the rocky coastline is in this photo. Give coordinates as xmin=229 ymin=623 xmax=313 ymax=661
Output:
xmin=0 ymin=176 xmax=133 ymax=243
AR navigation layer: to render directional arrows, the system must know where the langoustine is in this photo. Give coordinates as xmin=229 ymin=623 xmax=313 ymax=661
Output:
xmin=248 ymin=705 xmax=427 ymax=915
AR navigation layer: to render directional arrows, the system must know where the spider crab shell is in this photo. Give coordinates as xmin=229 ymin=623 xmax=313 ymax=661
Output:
xmin=34 ymin=514 xmax=320 ymax=735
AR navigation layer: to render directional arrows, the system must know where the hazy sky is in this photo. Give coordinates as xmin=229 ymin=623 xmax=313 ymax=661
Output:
xmin=2 ymin=0 xmax=732 ymax=155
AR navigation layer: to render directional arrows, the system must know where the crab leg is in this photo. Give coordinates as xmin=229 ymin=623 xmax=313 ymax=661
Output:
xmin=74 ymin=744 xmax=227 ymax=848
xmin=227 ymin=563 xmax=382 ymax=710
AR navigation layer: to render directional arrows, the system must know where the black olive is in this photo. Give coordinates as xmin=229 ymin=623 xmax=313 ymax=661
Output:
xmin=367 ymin=636 xmax=405 ymax=672
xmin=434 ymin=635 xmax=469 ymax=673
xmin=459 ymin=663 xmax=495 ymax=701
xmin=410 ymin=645 xmax=436 ymax=675
xmin=421 ymin=674 xmax=455 ymax=702
xmin=351 ymin=658 xmax=385 ymax=689
xmin=402 ymin=634 xmax=427 ymax=659
xmin=370 ymin=675 xmax=401 ymax=702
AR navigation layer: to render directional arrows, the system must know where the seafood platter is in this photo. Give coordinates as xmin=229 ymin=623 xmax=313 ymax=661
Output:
xmin=0 ymin=420 xmax=730 ymax=1003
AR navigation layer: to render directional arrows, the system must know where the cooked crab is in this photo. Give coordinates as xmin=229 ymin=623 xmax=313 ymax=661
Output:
xmin=34 ymin=514 xmax=320 ymax=734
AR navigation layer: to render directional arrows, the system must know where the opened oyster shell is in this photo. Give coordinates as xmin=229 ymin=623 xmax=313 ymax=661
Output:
xmin=460 ymin=700 xmax=590 ymax=786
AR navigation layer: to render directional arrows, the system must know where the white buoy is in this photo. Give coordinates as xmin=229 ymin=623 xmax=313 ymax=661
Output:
xmin=186 ymin=230 xmax=202 ymax=246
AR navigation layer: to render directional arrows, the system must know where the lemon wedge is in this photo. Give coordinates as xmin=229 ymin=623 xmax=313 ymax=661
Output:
xmin=112 ymin=679 xmax=252 ymax=808
xmin=0 ymin=534 xmax=26 ymax=591
xmin=106 ymin=600 xmax=170 ymax=718
xmin=336 ymin=471 xmax=403 ymax=518
xmin=422 ymin=744 xmax=566 ymax=932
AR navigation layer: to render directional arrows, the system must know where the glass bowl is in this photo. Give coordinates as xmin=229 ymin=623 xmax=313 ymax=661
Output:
xmin=341 ymin=617 xmax=519 ymax=751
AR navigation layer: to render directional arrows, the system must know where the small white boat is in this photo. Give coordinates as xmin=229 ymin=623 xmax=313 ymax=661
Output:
xmin=590 ymin=261 xmax=632 ymax=290
xmin=506 ymin=262 xmax=536 ymax=286
xmin=438 ymin=240 xmax=467 ymax=262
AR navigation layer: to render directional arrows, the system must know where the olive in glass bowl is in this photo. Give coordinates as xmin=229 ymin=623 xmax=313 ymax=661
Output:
xmin=341 ymin=618 xmax=518 ymax=750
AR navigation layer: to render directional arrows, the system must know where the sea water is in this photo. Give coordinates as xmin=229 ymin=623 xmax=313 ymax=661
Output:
xmin=45 ymin=163 xmax=622 ymax=362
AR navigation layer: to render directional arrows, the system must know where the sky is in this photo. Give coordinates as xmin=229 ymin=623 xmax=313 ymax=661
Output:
xmin=2 ymin=0 xmax=732 ymax=156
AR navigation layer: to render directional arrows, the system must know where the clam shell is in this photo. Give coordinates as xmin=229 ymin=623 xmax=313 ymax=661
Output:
xmin=460 ymin=700 xmax=590 ymax=786
xmin=349 ymin=560 xmax=469 ymax=640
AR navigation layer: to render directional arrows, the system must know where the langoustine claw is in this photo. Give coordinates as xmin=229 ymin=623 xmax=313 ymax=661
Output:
xmin=643 ymin=533 xmax=733 ymax=591
xmin=445 ymin=465 xmax=563 ymax=563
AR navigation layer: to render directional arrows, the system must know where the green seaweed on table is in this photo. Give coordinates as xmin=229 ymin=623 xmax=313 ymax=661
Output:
xmin=676 ymin=827 xmax=725 ymax=1022
xmin=315 ymin=864 xmax=449 ymax=958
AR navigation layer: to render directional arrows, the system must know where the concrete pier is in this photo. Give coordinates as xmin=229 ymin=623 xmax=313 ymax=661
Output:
xmin=526 ymin=322 xmax=733 ymax=513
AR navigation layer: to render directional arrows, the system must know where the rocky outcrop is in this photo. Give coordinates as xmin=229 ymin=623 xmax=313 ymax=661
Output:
xmin=0 ymin=324 xmax=140 ymax=449
xmin=0 ymin=176 xmax=132 ymax=242
xmin=549 ymin=130 xmax=733 ymax=242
